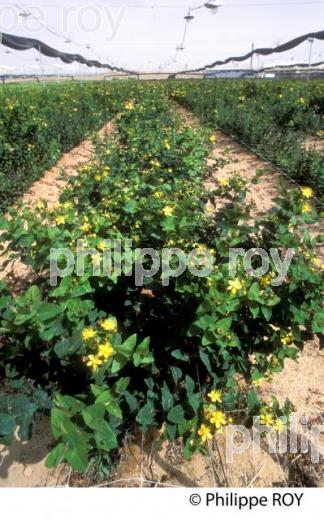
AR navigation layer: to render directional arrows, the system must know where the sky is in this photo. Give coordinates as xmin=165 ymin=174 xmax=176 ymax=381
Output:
xmin=0 ymin=0 xmax=323 ymax=74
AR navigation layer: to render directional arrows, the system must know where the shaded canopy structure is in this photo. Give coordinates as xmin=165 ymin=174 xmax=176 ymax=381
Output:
xmin=0 ymin=31 xmax=135 ymax=74
xmin=180 ymin=30 xmax=324 ymax=73
xmin=0 ymin=29 xmax=323 ymax=75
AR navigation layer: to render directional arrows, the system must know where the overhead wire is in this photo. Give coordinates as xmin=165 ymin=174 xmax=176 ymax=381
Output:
xmin=6 ymin=2 xmax=324 ymax=7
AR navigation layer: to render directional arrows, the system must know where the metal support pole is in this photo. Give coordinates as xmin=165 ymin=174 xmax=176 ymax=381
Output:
xmin=250 ymin=42 xmax=255 ymax=70
xmin=308 ymin=37 xmax=314 ymax=81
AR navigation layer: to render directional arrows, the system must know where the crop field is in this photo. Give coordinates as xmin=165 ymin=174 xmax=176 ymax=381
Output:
xmin=0 ymin=79 xmax=323 ymax=486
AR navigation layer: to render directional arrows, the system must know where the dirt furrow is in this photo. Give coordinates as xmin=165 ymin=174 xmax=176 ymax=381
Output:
xmin=0 ymin=121 xmax=115 ymax=288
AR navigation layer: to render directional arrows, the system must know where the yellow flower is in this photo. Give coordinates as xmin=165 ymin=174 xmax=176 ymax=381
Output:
xmin=163 ymin=206 xmax=174 ymax=217
xmin=260 ymin=274 xmax=272 ymax=288
xmin=98 ymin=342 xmax=114 ymax=360
xmin=281 ymin=330 xmax=294 ymax=346
xmin=207 ymin=390 xmax=222 ymax=403
xmin=274 ymin=419 xmax=286 ymax=433
xmin=97 ymin=240 xmax=108 ymax=251
xmin=167 ymin=168 xmax=173 ymax=173
xmin=301 ymin=187 xmax=313 ymax=199
xmin=227 ymin=278 xmax=244 ymax=296
xmin=302 ymin=203 xmax=312 ymax=214
xmin=149 ymin=159 xmax=161 ymax=168
xmin=55 ymin=215 xmax=66 ymax=226
xmin=94 ymin=175 xmax=102 ymax=182
xmin=253 ymin=378 xmax=264 ymax=388
xmin=36 ymin=200 xmax=45 ymax=210
xmin=124 ymin=101 xmax=135 ymax=110
xmin=311 ymin=257 xmax=324 ymax=270
xmin=218 ymin=177 xmax=229 ymax=187
xmin=298 ymin=97 xmax=305 ymax=105
xmin=210 ymin=411 xmax=227 ymax=430
xmin=101 ymin=318 xmax=117 ymax=333
xmin=164 ymin=140 xmax=171 ymax=150
xmin=80 ymin=222 xmax=91 ymax=232
xmin=260 ymin=413 xmax=273 ymax=427
xmin=198 ymin=424 xmax=213 ymax=443
xmin=82 ymin=327 xmax=97 ymax=341
xmin=86 ymin=354 xmax=103 ymax=371
xmin=209 ymin=135 xmax=216 ymax=143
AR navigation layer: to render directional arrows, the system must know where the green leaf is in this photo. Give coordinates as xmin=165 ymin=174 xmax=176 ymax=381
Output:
xmin=46 ymin=442 xmax=66 ymax=468
xmin=65 ymin=445 xmax=89 ymax=473
xmin=261 ymin=306 xmax=272 ymax=321
xmin=25 ymin=285 xmax=41 ymax=305
xmin=82 ymin=405 xmax=118 ymax=450
xmin=124 ymin=200 xmax=138 ymax=213
xmin=199 ymin=350 xmax=213 ymax=375
xmin=166 ymin=423 xmax=177 ymax=440
xmin=249 ymin=303 xmax=259 ymax=319
xmin=116 ymin=334 xmax=137 ymax=359
xmin=215 ymin=317 xmax=232 ymax=333
xmin=37 ymin=303 xmax=63 ymax=322
xmin=161 ymin=383 xmax=174 ymax=411
xmin=0 ymin=413 xmax=16 ymax=436
xmin=312 ymin=310 xmax=324 ymax=333
xmin=167 ymin=405 xmax=185 ymax=425
xmin=267 ymin=294 xmax=281 ymax=307
xmin=136 ymin=401 xmax=155 ymax=427
xmin=171 ymin=349 xmax=189 ymax=361
xmin=110 ymin=355 xmax=128 ymax=374
xmin=125 ymin=392 xmax=138 ymax=413
xmin=81 ymin=404 xmax=105 ymax=429
xmin=94 ymin=428 xmax=118 ymax=452
xmin=183 ymin=435 xmax=196 ymax=460
xmin=247 ymin=390 xmax=261 ymax=415
xmin=248 ymin=282 xmax=265 ymax=304
xmin=133 ymin=337 xmax=154 ymax=367
xmin=113 ymin=377 xmax=130 ymax=395
xmin=95 ymin=390 xmax=123 ymax=419
xmin=51 ymin=408 xmax=76 ymax=439
xmin=170 ymin=366 xmax=182 ymax=385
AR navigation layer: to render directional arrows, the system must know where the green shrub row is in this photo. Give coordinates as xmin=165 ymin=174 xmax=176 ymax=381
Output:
xmin=168 ymin=79 xmax=324 ymax=198
xmin=0 ymin=81 xmax=122 ymax=212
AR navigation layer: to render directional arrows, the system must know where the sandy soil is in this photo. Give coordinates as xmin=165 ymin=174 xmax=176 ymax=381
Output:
xmin=0 ymin=416 xmax=69 ymax=488
xmin=304 ymin=137 xmax=324 ymax=154
xmin=21 ymin=122 xmax=113 ymax=210
xmin=0 ymin=121 xmax=114 ymax=290
xmin=206 ymin=131 xmax=283 ymax=217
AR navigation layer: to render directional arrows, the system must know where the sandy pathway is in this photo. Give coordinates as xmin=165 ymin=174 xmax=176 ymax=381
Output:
xmin=0 ymin=121 xmax=115 ymax=288
xmin=21 ymin=122 xmax=114 ymax=210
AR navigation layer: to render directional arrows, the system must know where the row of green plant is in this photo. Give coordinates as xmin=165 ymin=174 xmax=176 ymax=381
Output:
xmin=168 ymin=79 xmax=324 ymax=198
xmin=0 ymin=82 xmax=323 ymax=476
xmin=0 ymin=81 xmax=128 ymax=211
